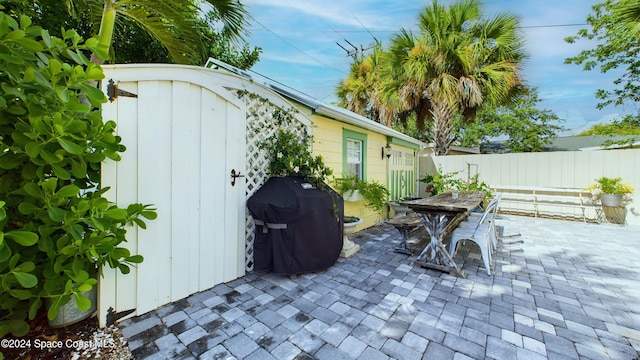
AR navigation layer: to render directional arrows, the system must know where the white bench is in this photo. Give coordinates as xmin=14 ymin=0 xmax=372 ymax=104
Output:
xmin=490 ymin=185 xmax=601 ymax=222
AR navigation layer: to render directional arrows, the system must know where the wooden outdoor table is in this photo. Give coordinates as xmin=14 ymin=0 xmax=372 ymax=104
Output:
xmin=403 ymin=191 xmax=486 ymax=278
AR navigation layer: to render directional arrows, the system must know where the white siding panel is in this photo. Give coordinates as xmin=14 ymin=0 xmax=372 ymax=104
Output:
xmin=113 ymin=83 xmax=140 ymax=314
xmin=430 ymin=149 xmax=640 ymax=226
xmin=170 ymin=81 xmax=202 ymax=299
xmin=136 ymin=81 xmax=174 ymax=313
xmin=199 ymin=89 xmax=225 ymax=290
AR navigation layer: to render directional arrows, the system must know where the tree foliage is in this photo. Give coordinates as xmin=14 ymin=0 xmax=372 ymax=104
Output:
xmin=0 ymin=8 xmax=155 ymax=339
xmin=565 ymin=0 xmax=640 ymax=112
xmin=613 ymin=0 xmax=640 ymax=35
xmin=576 ymin=114 xmax=640 ymax=136
xmin=456 ymin=87 xmax=565 ymax=152
xmin=337 ymin=0 xmax=527 ymax=155
xmin=3 ymin=0 xmax=260 ymax=68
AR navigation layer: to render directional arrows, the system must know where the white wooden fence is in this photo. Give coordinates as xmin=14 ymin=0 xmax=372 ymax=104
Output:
xmin=420 ymin=149 xmax=640 ymax=226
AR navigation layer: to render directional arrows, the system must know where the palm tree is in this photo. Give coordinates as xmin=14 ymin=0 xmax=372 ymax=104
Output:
xmin=62 ymin=0 xmax=248 ymax=64
xmin=381 ymin=0 xmax=526 ymax=155
xmin=614 ymin=0 xmax=640 ymax=35
xmin=337 ymin=44 xmax=385 ymax=123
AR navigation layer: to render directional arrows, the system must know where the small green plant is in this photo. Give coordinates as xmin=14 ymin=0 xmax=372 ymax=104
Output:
xmin=420 ymin=170 xmax=493 ymax=199
xmin=344 ymin=215 xmax=361 ymax=223
xmin=260 ymin=128 xmax=333 ymax=188
xmin=333 ymin=175 xmax=390 ymax=214
xmin=457 ymin=174 xmax=494 ymax=199
xmin=419 ymin=169 xmax=463 ymax=195
xmin=585 ymin=177 xmax=634 ymax=195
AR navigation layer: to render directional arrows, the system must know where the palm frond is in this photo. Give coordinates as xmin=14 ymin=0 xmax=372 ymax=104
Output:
xmin=203 ymin=0 xmax=249 ymax=40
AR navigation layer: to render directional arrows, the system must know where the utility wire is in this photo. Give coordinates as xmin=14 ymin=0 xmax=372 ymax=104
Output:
xmin=348 ymin=10 xmax=379 ymax=43
xmin=520 ymin=23 xmax=586 ymax=29
xmin=252 ymin=18 xmax=347 ymax=75
xmin=253 ymin=22 xmax=588 ymax=34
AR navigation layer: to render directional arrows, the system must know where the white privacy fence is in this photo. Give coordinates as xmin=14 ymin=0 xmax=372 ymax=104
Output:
xmin=421 ymin=149 xmax=640 ymax=226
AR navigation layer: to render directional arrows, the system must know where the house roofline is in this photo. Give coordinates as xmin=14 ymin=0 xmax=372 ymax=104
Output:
xmin=267 ymin=83 xmax=424 ymax=147
xmin=421 ymin=143 xmax=480 ymax=154
xmin=205 ymin=58 xmax=425 ymax=148
xmin=579 ymin=141 xmax=640 ymax=151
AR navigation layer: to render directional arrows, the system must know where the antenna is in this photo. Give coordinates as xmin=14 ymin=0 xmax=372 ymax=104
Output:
xmin=336 ymin=39 xmax=378 ymax=59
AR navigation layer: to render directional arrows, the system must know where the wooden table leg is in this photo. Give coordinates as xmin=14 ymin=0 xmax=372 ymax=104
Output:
xmin=414 ymin=213 xmax=465 ymax=278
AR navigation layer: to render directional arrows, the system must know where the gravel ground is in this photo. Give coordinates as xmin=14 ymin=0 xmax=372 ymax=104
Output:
xmin=2 ymin=313 xmax=133 ymax=360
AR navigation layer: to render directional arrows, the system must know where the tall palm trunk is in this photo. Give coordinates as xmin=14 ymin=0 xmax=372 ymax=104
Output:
xmin=431 ymin=100 xmax=455 ymax=156
xmin=91 ymin=0 xmax=116 ymax=64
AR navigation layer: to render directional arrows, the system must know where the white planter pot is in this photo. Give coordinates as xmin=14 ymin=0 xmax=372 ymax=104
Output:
xmin=343 ymin=190 xmax=364 ymax=202
xmin=601 ymin=194 xmax=623 ymax=207
xmin=388 ymin=201 xmax=411 ymax=219
xmin=603 ymin=206 xmax=627 ymax=224
xmin=341 ymin=217 xmax=362 ymax=258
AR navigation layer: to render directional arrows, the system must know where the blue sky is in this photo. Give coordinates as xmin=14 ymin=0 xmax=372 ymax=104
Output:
xmin=242 ymin=0 xmax=622 ymax=135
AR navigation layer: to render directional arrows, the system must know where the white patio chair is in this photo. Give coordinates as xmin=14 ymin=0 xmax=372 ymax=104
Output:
xmin=459 ymin=194 xmax=502 ymax=252
xmin=448 ymin=195 xmax=500 ymax=275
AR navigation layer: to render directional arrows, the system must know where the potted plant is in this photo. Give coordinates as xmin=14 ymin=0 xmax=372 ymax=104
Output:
xmin=420 ymin=170 xmax=494 ymax=207
xmin=419 ymin=169 xmax=463 ymax=196
xmin=387 ymin=196 xmax=418 ymax=219
xmin=341 ymin=215 xmax=364 ymax=257
xmin=331 ymin=175 xmax=389 ymax=257
xmin=585 ymin=177 xmax=634 ymax=207
xmin=332 ymin=175 xmax=390 ymax=213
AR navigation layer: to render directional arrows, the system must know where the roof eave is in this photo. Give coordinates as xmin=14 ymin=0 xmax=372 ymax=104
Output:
xmin=314 ymin=104 xmax=425 ymax=147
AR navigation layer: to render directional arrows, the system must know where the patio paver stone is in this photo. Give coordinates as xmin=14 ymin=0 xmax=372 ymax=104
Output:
xmin=118 ymin=215 xmax=640 ymax=359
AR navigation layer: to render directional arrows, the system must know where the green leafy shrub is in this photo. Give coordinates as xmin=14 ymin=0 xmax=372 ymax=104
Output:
xmin=260 ymin=127 xmax=333 ymax=188
xmin=420 ymin=170 xmax=493 ymax=199
xmin=419 ymin=170 xmax=463 ymax=195
xmin=585 ymin=176 xmax=634 ymax=195
xmin=333 ymin=174 xmax=390 ymax=213
xmin=0 ymin=10 xmax=156 ymax=338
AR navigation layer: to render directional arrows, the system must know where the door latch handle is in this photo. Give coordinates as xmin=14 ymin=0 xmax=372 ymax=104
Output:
xmin=230 ymin=169 xmax=245 ymax=186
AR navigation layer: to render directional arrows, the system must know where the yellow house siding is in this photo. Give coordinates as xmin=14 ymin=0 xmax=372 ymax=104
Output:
xmin=312 ymin=115 xmax=389 ymax=229
xmin=283 ymin=100 xmax=422 ymax=231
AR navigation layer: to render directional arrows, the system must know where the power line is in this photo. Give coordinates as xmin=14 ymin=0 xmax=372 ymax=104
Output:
xmin=251 ymin=18 xmax=347 ymax=75
xmin=335 ymin=11 xmax=380 ymax=58
xmin=519 ymin=23 xmax=586 ymax=29
xmin=348 ymin=10 xmax=379 ymax=44
xmin=251 ymin=22 xmax=588 ymax=34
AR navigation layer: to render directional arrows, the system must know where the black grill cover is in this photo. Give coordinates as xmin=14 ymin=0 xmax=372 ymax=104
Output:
xmin=247 ymin=176 xmax=344 ymax=275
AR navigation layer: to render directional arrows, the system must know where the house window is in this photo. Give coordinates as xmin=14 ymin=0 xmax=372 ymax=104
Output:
xmin=392 ymin=150 xmax=402 ymax=165
xmin=405 ymin=152 xmax=413 ymax=166
xmin=347 ymin=139 xmax=363 ymax=179
xmin=342 ymin=129 xmax=368 ymax=181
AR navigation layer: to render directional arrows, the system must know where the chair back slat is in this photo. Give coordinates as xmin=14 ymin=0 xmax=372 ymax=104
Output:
xmin=471 ymin=194 xmax=501 ymax=234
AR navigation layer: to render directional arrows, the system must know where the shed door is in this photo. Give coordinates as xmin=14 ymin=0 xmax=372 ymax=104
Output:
xmin=99 ymin=77 xmax=246 ymax=325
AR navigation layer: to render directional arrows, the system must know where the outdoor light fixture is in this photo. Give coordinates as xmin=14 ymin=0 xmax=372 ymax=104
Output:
xmin=382 ymin=143 xmax=392 ymax=159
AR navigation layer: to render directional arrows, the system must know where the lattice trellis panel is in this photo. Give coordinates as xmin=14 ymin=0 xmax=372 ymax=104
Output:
xmin=238 ymin=91 xmax=312 ymax=271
